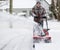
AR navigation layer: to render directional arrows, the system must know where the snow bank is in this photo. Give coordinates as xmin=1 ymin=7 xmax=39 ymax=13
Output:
xmin=0 ymin=12 xmax=34 ymax=50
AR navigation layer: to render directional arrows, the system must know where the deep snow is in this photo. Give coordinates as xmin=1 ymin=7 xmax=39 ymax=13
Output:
xmin=0 ymin=12 xmax=33 ymax=50
xmin=35 ymin=20 xmax=60 ymax=50
xmin=0 ymin=12 xmax=60 ymax=50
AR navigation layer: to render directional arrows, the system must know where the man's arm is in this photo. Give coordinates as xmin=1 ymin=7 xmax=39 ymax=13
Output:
xmin=32 ymin=8 xmax=36 ymax=14
xmin=42 ymin=8 xmax=46 ymax=15
xmin=32 ymin=8 xmax=37 ymax=16
xmin=42 ymin=8 xmax=47 ymax=19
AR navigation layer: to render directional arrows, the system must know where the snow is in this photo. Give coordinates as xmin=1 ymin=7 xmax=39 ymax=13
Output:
xmin=0 ymin=12 xmax=34 ymax=50
xmin=0 ymin=0 xmax=36 ymax=9
xmin=0 ymin=11 xmax=60 ymax=50
xmin=35 ymin=20 xmax=60 ymax=50
xmin=46 ymin=0 xmax=51 ymax=4
xmin=13 ymin=0 xmax=36 ymax=8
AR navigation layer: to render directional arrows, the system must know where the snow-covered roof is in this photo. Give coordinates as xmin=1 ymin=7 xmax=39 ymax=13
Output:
xmin=0 ymin=0 xmax=36 ymax=8
xmin=13 ymin=0 xmax=36 ymax=8
xmin=45 ymin=0 xmax=51 ymax=4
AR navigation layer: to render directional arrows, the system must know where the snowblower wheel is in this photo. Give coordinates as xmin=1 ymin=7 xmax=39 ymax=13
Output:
xmin=44 ymin=37 xmax=51 ymax=43
xmin=33 ymin=44 xmax=35 ymax=48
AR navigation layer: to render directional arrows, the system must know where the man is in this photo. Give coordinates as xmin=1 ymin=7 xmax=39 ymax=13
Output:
xmin=32 ymin=1 xmax=46 ymax=27
xmin=32 ymin=1 xmax=46 ymax=37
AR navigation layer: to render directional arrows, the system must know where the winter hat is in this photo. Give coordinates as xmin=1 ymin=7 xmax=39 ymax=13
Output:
xmin=36 ymin=1 xmax=41 ymax=4
xmin=36 ymin=0 xmax=41 ymax=4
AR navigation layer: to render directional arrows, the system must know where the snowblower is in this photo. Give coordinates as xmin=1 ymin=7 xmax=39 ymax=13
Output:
xmin=33 ymin=16 xmax=51 ymax=48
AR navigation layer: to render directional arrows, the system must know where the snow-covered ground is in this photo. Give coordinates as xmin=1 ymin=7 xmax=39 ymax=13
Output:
xmin=0 ymin=12 xmax=33 ymax=50
xmin=35 ymin=20 xmax=60 ymax=50
xmin=0 ymin=12 xmax=60 ymax=50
